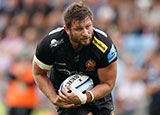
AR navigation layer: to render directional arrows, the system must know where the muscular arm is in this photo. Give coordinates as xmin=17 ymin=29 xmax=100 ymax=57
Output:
xmin=32 ymin=61 xmax=57 ymax=103
xmin=91 ymin=61 xmax=117 ymax=100
xmin=51 ymin=61 xmax=117 ymax=105
xmin=32 ymin=60 xmax=75 ymax=108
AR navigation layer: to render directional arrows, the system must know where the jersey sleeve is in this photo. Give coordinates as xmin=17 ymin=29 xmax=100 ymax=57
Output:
xmin=93 ymin=28 xmax=118 ymax=68
xmin=98 ymin=43 xmax=118 ymax=68
xmin=34 ymin=35 xmax=54 ymax=70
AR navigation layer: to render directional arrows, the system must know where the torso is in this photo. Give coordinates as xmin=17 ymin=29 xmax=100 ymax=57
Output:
xmin=35 ymin=27 xmax=117 ymax=91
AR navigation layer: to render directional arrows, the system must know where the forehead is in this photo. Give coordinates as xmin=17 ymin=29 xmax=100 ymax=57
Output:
xmin=71 ymin=16 xmax=92 ymax=28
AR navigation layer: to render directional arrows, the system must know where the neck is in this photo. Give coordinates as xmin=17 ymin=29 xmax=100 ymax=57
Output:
xmin=70 ymin=40 xmax=83 ymax=51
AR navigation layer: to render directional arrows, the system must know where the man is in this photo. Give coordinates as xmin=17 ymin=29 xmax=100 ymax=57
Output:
xmin=32 ymin=1 xmax=117 ymax=115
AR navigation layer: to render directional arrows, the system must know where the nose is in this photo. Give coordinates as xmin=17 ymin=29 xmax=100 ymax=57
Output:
xmin=82 ymin=28 xmax=89 ymax=36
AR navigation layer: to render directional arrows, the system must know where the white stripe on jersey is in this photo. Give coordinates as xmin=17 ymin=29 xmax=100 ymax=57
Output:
xmin=93 ymin=27 xmax=108 ymax=38
xmin=33 ymin=55 xmax=53 ymax=70
xmin=49 ymin=27 xmax=64 ymax=35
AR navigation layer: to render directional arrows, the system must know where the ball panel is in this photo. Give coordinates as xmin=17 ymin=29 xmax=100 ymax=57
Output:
xmin=59 ymin=74 xmax=94 ymax=93
xmin=76 ymin=78 xmax=94 ymax=93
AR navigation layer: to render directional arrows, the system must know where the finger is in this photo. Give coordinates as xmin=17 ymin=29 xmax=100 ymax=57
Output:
xmin=55 ymin=100 xmax=75 ymax=109
xmin=56 ymin=100 xmax=75 ymax=108
xmin=62 ymin=103 xmax=81 ymax=109
xmin=58 ymin=90 xmax=69 ymax=102
xmin=57 ymin=94 xmax=66 ymax=103
xmin=62 ymin=87 xmax=71 ymax=96
xmin=59 ymin=89 xmax=69 ymax=100
xmin=65 ymin=87 xmax=78 ymax=98
xmin=72 ymin=104 xmax=81 ymax=108
xmin=66 ymin=86 xmax=71 ymax=90
xmin=58 ymin=90 xmax=73 ymax=103
xmin=62 ymin=103 xmax=75 ymax=108
xmin=63 ymin=87 xmax=77 ymax=100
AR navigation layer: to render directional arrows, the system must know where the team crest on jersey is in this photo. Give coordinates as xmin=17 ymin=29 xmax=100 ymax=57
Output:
xmin=50 ymin=39 xmax=64 ymax=47
xmin=92 ymin=36 xmax=108 ymax=53
xmin=85 ymin=59 xmax=96 ymax=71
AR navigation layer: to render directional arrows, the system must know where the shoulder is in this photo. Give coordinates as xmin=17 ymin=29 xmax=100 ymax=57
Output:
xmin=40 ymin=27 xmax=67 ymax=45
xmin=37 ymin=27 xmax=68 ymax=50
xmin=93 ymin=27 xmax=108 ymax=39
xmin=92 ymin=27 xmax=114 ymax=54
xmin=91 ymin=27 xmax=118 ymax=65
xmin=48 ymin=27 xmax=68 ymax=40
xmin=34 ymin=27 xmax=68 ymax=66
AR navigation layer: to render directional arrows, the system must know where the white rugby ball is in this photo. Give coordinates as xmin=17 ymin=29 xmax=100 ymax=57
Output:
xmin=59 ymin=74 xmax=94 ymax=94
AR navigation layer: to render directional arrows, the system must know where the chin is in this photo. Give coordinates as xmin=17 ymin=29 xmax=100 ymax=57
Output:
xmin=80 ymin=38 xmax=92 ymax=46
xmin=82 ymin=42 xmax=91 ymax=46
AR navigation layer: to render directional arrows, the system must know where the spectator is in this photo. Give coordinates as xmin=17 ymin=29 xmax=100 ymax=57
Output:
xmin=5 ymin=59 xmax=40 ymax=115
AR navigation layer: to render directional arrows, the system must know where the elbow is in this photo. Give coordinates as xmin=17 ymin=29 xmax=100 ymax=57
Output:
xmin=108 ymin=82 xmax=115 ymax=92
xmin=101 ymin=81 xmax=116 ymax=96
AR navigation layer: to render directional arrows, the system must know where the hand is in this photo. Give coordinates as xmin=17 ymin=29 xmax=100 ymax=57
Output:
xmin=69 ymin=87 xmax=87 ymax=104
xmin=59 ymin=87 xmax=81 ymax=105
xmin=52 ymin=87 xmax=81 ymax=108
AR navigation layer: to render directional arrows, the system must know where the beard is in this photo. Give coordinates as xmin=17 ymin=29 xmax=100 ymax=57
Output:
xmin=69 ymin=31 xmax=93 ymax=47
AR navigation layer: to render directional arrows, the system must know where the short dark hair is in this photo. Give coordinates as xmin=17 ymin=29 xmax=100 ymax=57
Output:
xmin=64 ymin=1 xmax=93 ymax=29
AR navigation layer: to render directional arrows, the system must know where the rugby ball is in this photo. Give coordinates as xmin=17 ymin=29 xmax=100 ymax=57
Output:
xmin=59 ymin=74 xmax=94 ymax=94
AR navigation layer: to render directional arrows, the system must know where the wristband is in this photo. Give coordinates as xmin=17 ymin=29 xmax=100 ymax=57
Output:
xmin=88 ymin=91 xmax=94 ymax=102
xmin=70 ymin=87 xmax=87 ymax=104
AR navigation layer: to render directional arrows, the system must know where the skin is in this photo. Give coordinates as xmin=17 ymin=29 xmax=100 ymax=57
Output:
xmin=32 ymin=16 xmax=117 ymax=109
xmin=64 ymin=16 xmax=93 ymax=51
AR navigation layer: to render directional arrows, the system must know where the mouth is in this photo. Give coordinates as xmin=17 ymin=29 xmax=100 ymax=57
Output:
xmin=81 ymin=37 xmax=88 ymax=40
xmin=81 ymin=38 xmax=89 ymax=42
xmin=80 ymin=37 xmax=91 ymax=45
xmin=81 ymin=37 xmax=90 ymax=41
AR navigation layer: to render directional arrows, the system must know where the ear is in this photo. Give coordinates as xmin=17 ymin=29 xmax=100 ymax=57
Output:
xmin=64 ymin=25 xmax=69 ymax=35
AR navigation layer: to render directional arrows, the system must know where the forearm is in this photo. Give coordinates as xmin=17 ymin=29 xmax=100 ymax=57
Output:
xmin=90 ymin=82 xmax=115 ymax=100
xmin=90 ymin=61 xmax=117 ymax=101
xmin=32 ymin=61 xmax=57 ymax=104
xmin=32 ymin=62 xmax=77 ymax=108
xmin=33 ymin=74 xmax=57 ymax=103
xmin=69 ymin=82 xmax=115 ymax=104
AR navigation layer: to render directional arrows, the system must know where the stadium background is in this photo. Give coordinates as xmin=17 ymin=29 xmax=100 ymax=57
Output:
xmin=0 ymin=0 xmax=160 ymax=115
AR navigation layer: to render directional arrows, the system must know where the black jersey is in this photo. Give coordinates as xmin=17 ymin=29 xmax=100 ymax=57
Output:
xmin=34 ymin=27 xmax=118 ymax=91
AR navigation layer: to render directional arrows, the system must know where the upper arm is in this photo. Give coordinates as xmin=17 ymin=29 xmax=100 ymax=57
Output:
xmin=32 ymin=37 xmax=53 ymax=78
xmin=98 ymin=60 xmax=117 ymax=89
xmin=32 ymin=34 xmax=54 ymax=76
xmin=32 ymin=59 xmax=48 ymax=76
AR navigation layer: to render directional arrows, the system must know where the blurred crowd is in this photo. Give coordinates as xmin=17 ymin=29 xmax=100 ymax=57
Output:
xmin=0 ymin=0 xmax=160 ymax=115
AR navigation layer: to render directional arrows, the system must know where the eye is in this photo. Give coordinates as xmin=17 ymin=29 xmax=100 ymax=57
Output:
xmin=75 ymin=28 xmax=83 ymax=31
xmin=86 ymin=25 xmax=91 ymax=29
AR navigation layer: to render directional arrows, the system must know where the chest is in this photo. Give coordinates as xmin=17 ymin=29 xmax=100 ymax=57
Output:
xmin=53 ymin=46 xmax=97 ymax=76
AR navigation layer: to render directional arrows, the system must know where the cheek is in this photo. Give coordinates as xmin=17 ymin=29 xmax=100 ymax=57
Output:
xmin=89 ymin=29 xmax=93 ymax=36
xmin=73 ymin=31 xmax=82 ymax=37
xmin=88 ymin=26 xmax=93 ymax=33
xmin=89 ymin=30 xmax=92 ymax=34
